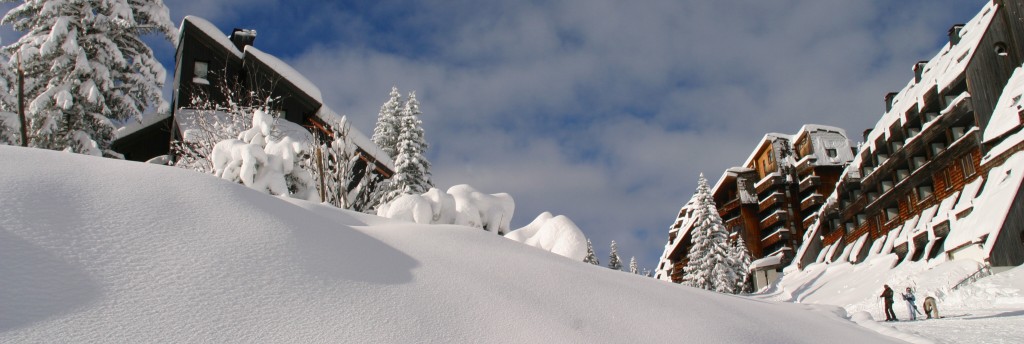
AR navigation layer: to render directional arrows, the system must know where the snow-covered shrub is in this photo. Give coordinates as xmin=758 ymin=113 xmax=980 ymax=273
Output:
xmin=506 ymin=212 xmax=589 ymax=261
xmin=170 ymin=73 xmax=272 ymax=172
xmin=377 ymin=184 xmax=514 ymax=234
xmin=210 ymin=109 xmax=317 ymax=201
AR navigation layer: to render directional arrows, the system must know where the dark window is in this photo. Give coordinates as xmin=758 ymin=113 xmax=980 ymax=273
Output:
xmin=826 ymin=148 xmax=838 ymax=158
xmin=961 ymin=155 xmax=976 ymax=177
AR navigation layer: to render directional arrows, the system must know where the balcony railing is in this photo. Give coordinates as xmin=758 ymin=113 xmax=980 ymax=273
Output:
xmin=758 ymin=192 xmax=786 ymax=213
xmin=799 ymin=175 xmax=820 ymax=192
xmin=755 ymin=174 xmax=786 ymax=195
xmin=759 ymin=210 xmax=789 ymax=228
xmin=800 ymin=193 xmax=825 ymax=211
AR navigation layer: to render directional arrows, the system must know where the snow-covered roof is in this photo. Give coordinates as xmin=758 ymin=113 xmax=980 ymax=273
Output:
xmin=861 ymin=2 xmax=998 ymax=156
xmin=738 ymin=133 xmax=792 ymax=170
xmin=179 ymin=16 xmax=242 ymax=59
xmin=793 ymin=124 xmax=856 ymax=167
xmin=315 ymin=106 xmax=395 ymax=171
xmin=115 ymin=112 xmax=172 ymax=139
xmin=243 ymin=46 xmax=323 ymax=103
xmin=983 ymin=64 xmax=1024 ymax=143
xmin=749 ymin=254 xmax=784 ymax=271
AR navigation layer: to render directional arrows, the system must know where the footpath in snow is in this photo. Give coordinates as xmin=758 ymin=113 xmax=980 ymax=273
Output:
xmin=756 ymin=254 xmax=1024 ymax=343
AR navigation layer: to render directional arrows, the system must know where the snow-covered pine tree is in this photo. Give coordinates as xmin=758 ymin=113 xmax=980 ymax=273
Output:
xmin=608 ymin=241 xmax=623 ymax=270
xmin=730 ymin=235 xmax=753 ymax=294
xmin=681 ymin=173 xmax=735 ymax=292
xmin=367 ymin=87 xmax=403 ymax=210
xmin=1 ymin=0 xmax=174 ymax=155
xmin=583 ymin=239 xmax=600 ymax=265
xmin=629 ymin=256 xmax=639 ymax=274
xmin=380 ymin=91 xmax=433 ymax=205
xmin=371 ymin=86 xmax=402 ymax=159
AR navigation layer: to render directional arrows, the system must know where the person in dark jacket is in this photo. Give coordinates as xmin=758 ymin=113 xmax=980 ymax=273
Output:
xmin=880 ymin=284 xmax=897 ymax=321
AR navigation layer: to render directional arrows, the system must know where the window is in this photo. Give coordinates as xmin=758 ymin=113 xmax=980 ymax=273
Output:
xmin=885 ymin=207 xmax=899 ymax=222
xmin=826 ymin=148 xmax=838 ymax=158
xmin=995 ymin=42 xmax=1009 ymax=56
xmin=961 ymin=155 xmax=976 ymax=177
xmin=193 ymin=61 xmax=210 ymax=85
xmin=943 ymin=169 xmax=952 ymax=190
xmin=917 ymin=185 xmax=934 ymax=200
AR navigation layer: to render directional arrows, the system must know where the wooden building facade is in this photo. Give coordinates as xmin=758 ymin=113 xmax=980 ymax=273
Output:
xmin=795 ymin=0 xmax=1024 ymax=270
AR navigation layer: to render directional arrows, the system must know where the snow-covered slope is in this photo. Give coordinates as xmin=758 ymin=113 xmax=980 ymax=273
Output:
xmin=0 ymin=146 xmax=900 ymax=343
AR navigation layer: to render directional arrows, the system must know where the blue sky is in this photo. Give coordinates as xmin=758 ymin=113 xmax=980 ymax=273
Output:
xmin=2 ymin=0 xmax=987 ymax=269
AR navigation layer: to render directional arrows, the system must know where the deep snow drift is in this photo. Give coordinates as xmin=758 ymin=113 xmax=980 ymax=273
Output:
xmin=0 ymin=146 xmax=900 ymax=343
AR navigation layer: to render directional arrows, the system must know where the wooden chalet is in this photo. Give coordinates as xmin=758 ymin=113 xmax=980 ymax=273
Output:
xmin=111 ymin=16 xmax=393 ymax=186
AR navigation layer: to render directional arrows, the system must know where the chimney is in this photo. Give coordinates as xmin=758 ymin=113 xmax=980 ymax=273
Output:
xmin=230 ymin=28 xmax=257 ymax=51
xmin=913 ymin=61 xmax=928 ymax=83
xmin=948 ymin=24 xmax=964 ymax=46
xmin=885 ymin=92 xmax=898 ymax=112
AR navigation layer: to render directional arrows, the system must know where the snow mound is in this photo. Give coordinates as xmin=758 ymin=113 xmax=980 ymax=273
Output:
xmin=0 ymin=146 xmax=899 ymax=343
xmin=506 ymin=212 xmax=589 ymax=261
xmin=378 ymin=184 xmax=514 ymax=234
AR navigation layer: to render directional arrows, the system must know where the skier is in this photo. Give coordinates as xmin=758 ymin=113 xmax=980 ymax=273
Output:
xmin=923 ymin=296 xmax=939 ymax=319
xmin=880 ymin=285 xmax=897 ymax=321
xmin=902 ymin=287 xmax=919 ymax=320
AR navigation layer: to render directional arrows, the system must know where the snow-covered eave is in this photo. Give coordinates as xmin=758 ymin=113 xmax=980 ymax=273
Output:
xmin=115 ymin=112 xmax=172 ymax=139
xmin=314 ymin=106 xmax=395 ymax=171
xmin=793 ymin=124 xmax=849 ymax=143
xmin=740 ymin=133 xmax=793 ymax=169
xmin=242 ymin=46 xmax=324 ymax=104
xmin=180 ymin=16 xmax=243 ymax=59
xmin=749 ymin=254 xmax=784 ymax=271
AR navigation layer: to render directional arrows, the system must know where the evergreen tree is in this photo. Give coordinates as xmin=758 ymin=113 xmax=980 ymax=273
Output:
xmin=681 ymin=173 xmax=735 ymax=292
xmin=583 ymin=239 xmax=600 ymax=265
xmin=730 ymin=235 xmax=753 ymax=294
xmin=371 ymin=86 xmax=402 ymax=159
xmin=629 ymin=256 xmax=639 ymax=274
xmin=608 ymin=241 xmax=623 ymax=270
xmin=381 ymin=91 xmax=432 ymax=205
xmin=2 ymin=0 xmax=174 ymax=154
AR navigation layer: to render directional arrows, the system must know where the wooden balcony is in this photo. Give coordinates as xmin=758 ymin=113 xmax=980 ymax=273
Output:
xmin=722 ymin=198 xmax=741 ymax=214
xmin=800 ymin=193 xmax=825 ymax=211
xmin=755 ymin=174 xmax=786 ymax=195
xmin=802 ymin=214 xmax=818 ymax=230
xmin=759 ymin=210 xmax=789 ymax=228
xmin=799 ymin=175 xmax=820 ymax=192
xmin=758 ymin=192 xmax=786 ymax=213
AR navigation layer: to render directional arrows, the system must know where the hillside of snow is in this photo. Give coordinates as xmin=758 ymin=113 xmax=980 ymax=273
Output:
xmin=0 ymin=146 xmax=900 ymax=343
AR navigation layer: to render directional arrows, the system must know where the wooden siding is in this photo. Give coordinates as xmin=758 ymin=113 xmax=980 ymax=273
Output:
xmin=965 ymin=7 xmax=1024 ymax=130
